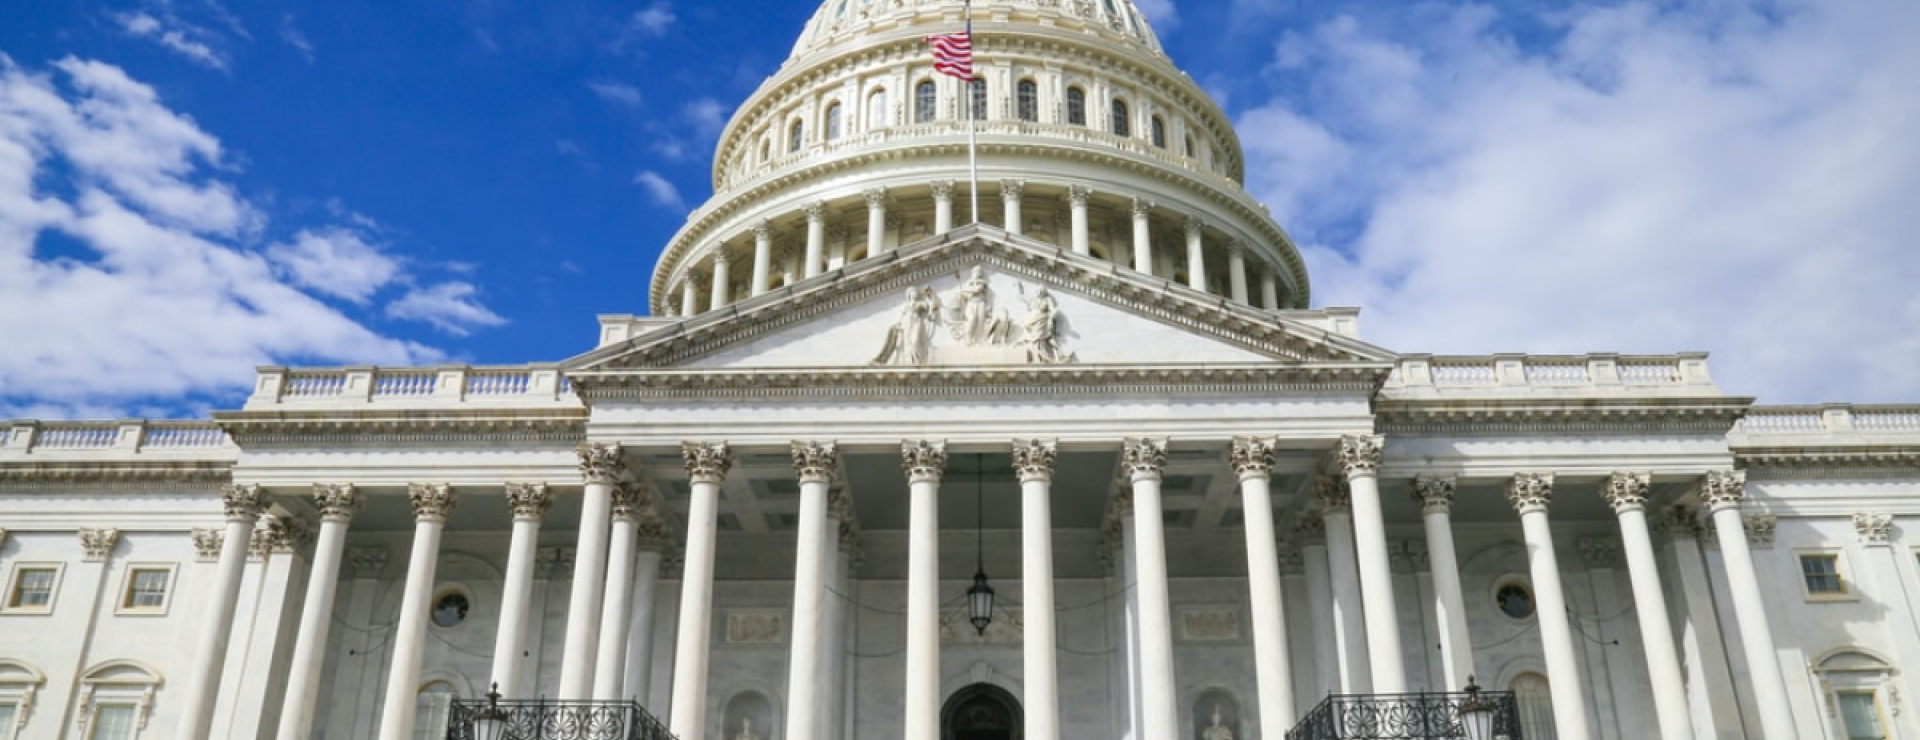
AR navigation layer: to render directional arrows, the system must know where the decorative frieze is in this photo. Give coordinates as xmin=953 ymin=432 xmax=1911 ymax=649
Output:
xmin=407 ymin=483 xmax=456 ymax=521
xmin=1578 ymin=537 xmax=1620 ymax=568
xmin=1410 ymin=476 xmax=1455 ymax=514
xmin=900 ymin=439 xmax=948 ymax=481
xmin=1336 ymin=434 xmax=1384 ymax=476
xmin=191 ymin=528 xmax=223 ymax=561
xmin=348 ymin=546 xmax=387 ymax=578
xmin=1314 ymin=475 xmax=1350 ymax=514
xmin=1121 ymin=437 xmax=1167 ymax=480
xmin=726 ymin=612 xmax=784 ymax=644
xmin=578 ymin=442 xmax=626 ymax=484
xmin=1178 ymin=608 xmax=1240 ymax=641
xmin=683 ymin=441 xmax=732 ymax=483
xmin=792 ymin=441 xmax=840 ymax=483
xmin=1856 ymin=512 xmax=1893 ymax=546
xmin=1229 ymin=436 xmax=1275 ymax=480
xmin=222 ymin=483 xmax=266 ymax=522
xmin=1012 ymin=438 xmax=1058 ymax=482
xmin=313 ymin=483 xmax=362 ymax=522
xmin=1601 ymin=471 xmax=1652 ymax=514
xmin=1744 ymin=514 xmax=1778 ymax=548
xmin=1507 ymin=472 xmax=1555 ymax=514
xmin=505 ymin=482 xmax=554 ymax=521
xmin=78 ymin=528 xmax=120 ymax=562
xmin=1699 ymin=470 xmax=1746 ymax=512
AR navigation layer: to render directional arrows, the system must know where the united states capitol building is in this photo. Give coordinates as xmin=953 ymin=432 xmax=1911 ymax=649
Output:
xmin=3 ymin=2 xmax=1917 ymax=740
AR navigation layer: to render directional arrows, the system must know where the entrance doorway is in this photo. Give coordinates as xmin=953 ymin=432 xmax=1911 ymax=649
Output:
xmin=941 ymin=683 xmax=1023 ymax=740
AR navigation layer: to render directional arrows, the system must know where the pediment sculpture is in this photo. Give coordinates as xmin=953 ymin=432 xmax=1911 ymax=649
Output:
xmin=872 ymin=266 xmax=1076 ymax=366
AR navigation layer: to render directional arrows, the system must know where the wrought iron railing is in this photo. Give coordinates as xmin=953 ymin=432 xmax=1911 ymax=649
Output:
xmin=444 ymin=698 xmax=676 ymax=740
xmin=1285 ymin=692 xmax=1524 ymax=740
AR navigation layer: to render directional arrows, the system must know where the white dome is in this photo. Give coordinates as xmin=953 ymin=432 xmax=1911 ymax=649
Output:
xmin=788 ymin=0 xmax=1166 ymax=61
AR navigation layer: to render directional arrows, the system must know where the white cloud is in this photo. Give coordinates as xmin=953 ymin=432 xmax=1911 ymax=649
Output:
xmin=632 ymin=170 xmax=685 ymax=210
xmin=628 ymin=3 xmax=676 ymax=37
xmin=386 ymin=282 xmax=507 ymax=336
xmin=681 ymin=97 xmax=727 ymax=139
xmin=0 ymin=57 xmax=490 ymax=417
xmin=1238 ymin=0 xmax=1920 ymax=404
xmin=588 ymin=80 xmax=643 ymax=107
xmin=281 ymin=15 xmax=315 ymax=62
xmin=266 ymin=228 xmax=402 ymax=303
xmin=1132 ymin=0 xmax=1180 ymax=31
xmin=115 ymin=11 xmax=228 ymax=71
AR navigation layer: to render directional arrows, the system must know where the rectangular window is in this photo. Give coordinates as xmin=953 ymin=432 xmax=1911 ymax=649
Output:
xmin=120 ymin=567 xmax=172 ymax=612
xmin=6 ymin=567 xmax=58 ymax=611
xmin=1800 ymin=553 xmax=1846 ymax=596
xmin=88 ymin=705 xmax=137 ymax=740
xmin=1837 ymin=691 xmax=1886 ymax=740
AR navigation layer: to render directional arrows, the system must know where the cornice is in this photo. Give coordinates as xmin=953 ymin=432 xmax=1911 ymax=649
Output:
xmin=0 ymin=461 xmax=231 ymax=487
xmin=572 ymin=363 xmax=1390 ymax=402
xmin=1736 ymin=447 xmax=1920 ymax=478
xmin=1374 ymin=397 xmax=1748 ymax=437
xmin=214 ymin=408 xmax=589 ymax=448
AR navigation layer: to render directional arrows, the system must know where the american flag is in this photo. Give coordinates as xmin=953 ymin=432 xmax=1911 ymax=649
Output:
xmin=927 ymin=31 xmax=973 ymax=80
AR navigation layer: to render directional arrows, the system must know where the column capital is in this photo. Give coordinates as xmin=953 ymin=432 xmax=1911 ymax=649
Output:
xmin=900 ymin=439 xmax=948 ymax=482
xmin=1183 ymin=216 xmax=1205 ymax=237
xmin=250 ymin=514 xmax=306 ymax=559
xmin=348 ymin=546 xmax=388 ymax=578
xmin=191 ymin=528 xmax=224 ymax=562
xmin=682 ymin=441 xmax=733 ymax=483
xmin=1654 ymin=504 xmax=1705 ymax=541
xmin=1410 ymin=476 xmax=1455 ymax=513
xmin=1067 ymin=185 xmax=1092 ymax=205
xmin=1130 ymin=197 xmax=1154 ymax=218
xmin=1601 ymin=471 xmax=1652 ymax=514
xmin=1110 ymin=487 xmax=1134 ymax=517
xmin=792 ymin=441 xmax=841 ymax=484
xmin=505 ymin=482 xmax=554 ymax=521
xmin=1229 ymin=436 xmax=1276 ymax=481
xmin=838 ymin=516 xmax=862 ymax=554
xmin=1506 ymin=472 xmax=1554 ymax=515
xmin=711 ymin=250 xmax=728 ymax=267
xmin=577 ymin=442 xmax=627 ymax=484
xmin=1121 ymin=437 xmax=1168 ymax=481
xmin=221 ymin=483 xmax=267 ymax=522
xmin=753 ymin=220 xmax=774 ymax=239
xmin=828 ymin=483 xmax=854 ymax=519
xmin=1699 ymin=469 xmax=1746 ymax=512
xmin=1391 ymin=540 xmax=1428 ymax=573
xmin=79 ymin=527 xmax=121 ymax=562
xmin=538 ymin=546 xmax=577 ymax=576
xmin=635 ymin=515 xmax=675 ymax=552
xmin=1855 ymin=512 xmax=1893 ymax=546
xmin=1745 ymin=514 xmax=1779 ymax=548
xmin=1226 ymin=240 xmax=1247 ymax=257
xmin=1314 ymin=475 xmax=1350 ymax=513
xmin=1294 ymin=514 xmax=1326 ymax=545
xmin=314 ymin=483 xmax=363 ymax=523
xmin=1336 ymin=434 xmax=1384 ymax=477
xmin=408 ymin=483 xmax=457 ymax=522
xmin=610 ymin=482 xmax=648 ymax=521
xmin=1012 ymin=438 xmax=1058 ymax=482
xmin=864 ymin=187 xmax=890 ymax=208
xmin=930 ymin=180 xmax=956 ymax=199
xmin=999 ymin=179 xmax=1025 ymax=202
xmin=804 ymin=200 xmax=828 ymax=220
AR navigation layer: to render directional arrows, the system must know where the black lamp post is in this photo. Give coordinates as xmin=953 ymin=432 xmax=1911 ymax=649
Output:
xmin=472 ymin=682 xmax=510 ymax=740
xmin=966 ymin=454 xmax=995 ymax=636
xmin=1455 ymin=676 xmax=1496 ymax=740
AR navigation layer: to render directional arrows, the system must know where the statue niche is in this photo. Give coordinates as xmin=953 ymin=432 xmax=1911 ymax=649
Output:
xmin=1192 ymin=690 xmax=1241 ymax=740
xmin=871 ymin=266 xmax=1076 ymax=366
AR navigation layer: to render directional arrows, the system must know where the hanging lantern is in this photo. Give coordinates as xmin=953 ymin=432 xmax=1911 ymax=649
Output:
xmin=967 ymin=568 xmax=995 ymax=635
xmin=1455 ymin=677 xmax=1496 ymax=740
xmin=472 ymin=682 xmax=511 ymax=740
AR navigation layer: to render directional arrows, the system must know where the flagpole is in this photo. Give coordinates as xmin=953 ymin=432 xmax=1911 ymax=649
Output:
xmin=965 ymin=0 xmax=979 ymax=226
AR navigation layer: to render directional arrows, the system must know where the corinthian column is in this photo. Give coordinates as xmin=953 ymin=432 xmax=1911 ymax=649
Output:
xmin=594 ymin=484 xmax=646 ymax=700
xmin=1316 ymin=476 xmax=1371 ymax=693
xmin=492 ymin=483 xmax=553 ymax=699
xmin=804 ymin=201 xmax=827 ymax=278
xmin=932 ymin=181 xmax=955 ymax=234
xmin=1130 ymin=199 xmax=1154 ymax=275
xmin=1259 ymin=269 xmax=1280 ymax=310
xmin=1227 ymin=242 xmax=1249 ymax=304
xmin=671 ymin=442 xmax=732 ymax=740
xmin=376 ymin=484 xmax=456 ymax=740
xmin=901 ymin=440 xmax=948 ymax=740
xmin=1067 ymin=186 xmax=1091 ymax=255
xmin=275 ymin=485 xmax=362 ymax=740
xmin=560 ymin=443 xmax=625 ymax=700
xmin=1014 ymin=439 xmax=1061 ymax=740
xmin=1506 ymin=473 xmax=1591 ymax=740
xmin=1123 ymin=438 xmax=1178 ymax=740
xmin=1230 ymin=437 xmax=1296 ymax=732
xmin=751 ymin=221 xmax=774 ymax=296
xmin=1002 ymin=180 xmax=1025 ymax=235
xmin=1338 ymin=435 xmax=1404 ymax=692
xmin=1184 ymin=217 xmax=1207 ymax=291
xmin=1412 ymin=476 xmax=1474 ymax=689
xmin=176 ymin=483 xmax=266 ymax=740
xmin=709 ymin=253 xmax=731 ymax=310
xmin=865 ymin=188 xmax=889 ymax=256
xmin=1699 ymin=470 xmax=1796 ymax=739
xmin=1600 ymin=472 xmax=1694 ymax=740
xmin=786 ymin=442 xmax=839 ymax=740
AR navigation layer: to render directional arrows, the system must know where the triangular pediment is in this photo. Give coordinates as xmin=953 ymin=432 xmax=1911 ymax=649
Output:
xmin=570 ymin=226 xmax=1395 ymax=378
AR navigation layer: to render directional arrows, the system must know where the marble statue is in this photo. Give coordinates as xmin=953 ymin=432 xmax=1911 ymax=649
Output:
xmin=945 ymin=266 xmax=1011 ymax=346
xmin=1019 ymin=285 xmax=1075 ymax=364
xmin=1201 ymin=704 xmax=1234 ymax=740
xmin=872 ymin=286 xmax=942 ymax=365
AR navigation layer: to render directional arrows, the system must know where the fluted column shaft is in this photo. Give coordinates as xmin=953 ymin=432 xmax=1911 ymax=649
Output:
xmin=275 ymin=485 xmax=361 ymax=740
xmin=751 ymin=223 xmax=773 ymax=297
xmin=594 ymin=485 xmax=644 ymax=700
xmin=376 ymin=485 xmax=456 ymax=740
xmin=1338 ymin=435 xmax=1405 ymax=692
xmin=709 ymin=255 xmax=731 ymax=310
xmin=1184 ymin=219 xmax=1207 ymax=291
xmin=1227 ymin=244 xmax=1249 ymax=304
xmin=176 ymin=484 xmax=265 ymax=740
xmin=492 ymin=483 xmax=552 ymax=698
xmin=1131 ymin=200 xmax=1154 ymax=275
xmin=1003 ymin=181 xmax=1024 ymax=235
xmin=1016 ymin=440 xmax=1061 ymax=740
xmin=933 ymin=182 xmax=955 ymax=234
xmin=1601 ymin=473 xmax=1693 ymax=740
xmin=671 ymin=442 xmax=732 ymax=740
xmin=786 ymin=443 xmax=838 ymax=740
xmin=1068 ymin=187 xmax=1091 ymax=255
xmin=1260 ymin=271 xmax=1279 ymax=310
xmin=1701 ymin=471 xmax=1796 ymax=740
xmin=1124 ymin=438 xmax=1178 ymax=740
xmin=902 ymin=441 xmax=948 ymax=740
xmin=1508 ymin=474 xmax=1592 ymax=740
xmin=1297 ymin=526 xmax=1341 ymax=696
xmin=1413 ymin=477 xmax=1474 ymax=689
xmin=804 ymin=203 xmax=827 ymax=278
xmin=560 ymin=444 xmax=624 ymax=700
xmin=1232 ymin=438 xmax=1296 ymax=732
xmin=865 ymin=190 xmax=888 ymax=256
xmin=1317 ymin=479 xmax=1371 ymax=693
xmin=680 ymin=278 xmax=700 ymax=318
xmin=626 ymin=546 xmax=665 ymax=702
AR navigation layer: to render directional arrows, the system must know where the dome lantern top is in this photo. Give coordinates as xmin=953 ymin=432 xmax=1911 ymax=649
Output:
xmin=787 ymin=0 xmax=1167 ymax=62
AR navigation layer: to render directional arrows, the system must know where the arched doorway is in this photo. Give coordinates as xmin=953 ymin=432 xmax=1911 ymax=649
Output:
xmin=941 ymin=683 xmax=1022 ymax=740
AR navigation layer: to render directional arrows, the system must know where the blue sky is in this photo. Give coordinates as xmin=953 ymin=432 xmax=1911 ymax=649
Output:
xmin=1 ymin=0 xmax=1916 ymax=418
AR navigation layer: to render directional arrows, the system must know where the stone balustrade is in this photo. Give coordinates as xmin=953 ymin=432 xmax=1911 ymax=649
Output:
xmin=1736 ymin=404 xmax=1920 ymax=436
xmin=2 ymin=419 xmax=235 ymax=456
xmin=1387 ymin=352 xmax=1715 ymax=398
xmin=245 ymin=364 xmax=579 ymax=410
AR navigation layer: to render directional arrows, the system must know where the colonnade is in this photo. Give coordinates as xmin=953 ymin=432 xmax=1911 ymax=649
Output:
xmin=173 ymin=438 xmax=1799 ymax=740
xmin=670 ymin=181 xmax=1289 ymax=317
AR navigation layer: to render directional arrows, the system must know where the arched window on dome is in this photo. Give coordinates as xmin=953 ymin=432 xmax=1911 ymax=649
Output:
xmin=789 ymin=119 xmax=805 ymax=153
xmin=1511 ymin=673 xmax=1556 ymax=740
xmin=760 ymin=138 xmax=771 ymax=163
xmin=868 ymin=88 xmax=889 ymax=128
xmin=1150 ymin=115 xmax=1167 ymax=148
xmin=967 ymin=78 xmax=988 ymax=121
xmin=1016 ymin=79 xmax=1038 ymax=122
xmin=412 ymin=682 xmax=457 ymax=740
xmin=1111 ymin=98 xmax=1131 ymax=137
xmin=825 ymin=102 xmax=844 ymax=142
xmin=915 ymin=80 xmax=937 ymax=123
xmin=1066 ymin=86 xmax=1087 ymax=126
xmin=1184 ymin=134 xmax=1195 ymax=158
